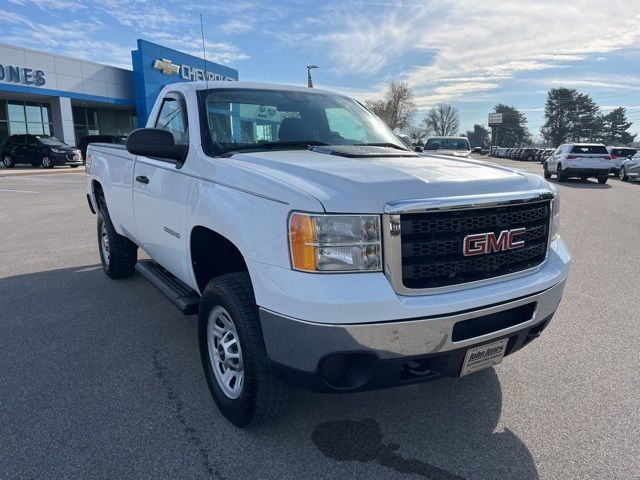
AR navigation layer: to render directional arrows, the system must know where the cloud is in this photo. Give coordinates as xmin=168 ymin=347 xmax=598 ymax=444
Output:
xmin=0 ymin=0 xmax=250 ymax=68
xmin=8 ymin=0 xmax=86 ymax=10
xmin=285 ymin=0 xmax=640 ymax=108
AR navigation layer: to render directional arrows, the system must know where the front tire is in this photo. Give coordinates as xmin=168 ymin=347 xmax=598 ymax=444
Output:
xmin=41 ymin=156 xmax=54 ymax=169
xmin=620 ymin=167 xmax=629 ymax=182
xmin=598 ymin=176 xmax=608 ymax=184
xmin=3 ymin=155 xmax=15 ymax=168
xmin=557 ymin=164 xmax=566 ymax=182
xmin=543 ymin=163 xmax=551 ymax=179
xmin=97 ymin=209 xmax=137 ymax=279
xmin=198 ymin=273 xmax=289 ymax=427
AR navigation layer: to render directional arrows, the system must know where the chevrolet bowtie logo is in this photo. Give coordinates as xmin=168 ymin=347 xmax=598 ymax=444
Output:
xmin=153 ymin=58 xmax=180 ymax=76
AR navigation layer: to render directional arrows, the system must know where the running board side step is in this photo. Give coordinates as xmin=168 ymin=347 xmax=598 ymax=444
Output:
xmin=135 ymin=261 xmax=200 ymax=315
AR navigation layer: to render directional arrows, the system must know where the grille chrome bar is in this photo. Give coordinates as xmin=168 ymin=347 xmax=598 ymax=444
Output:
xmin=383 ymin=190 xmax=556 ymax=296
xmin=384 ymin=189 xmax=555 ymax=214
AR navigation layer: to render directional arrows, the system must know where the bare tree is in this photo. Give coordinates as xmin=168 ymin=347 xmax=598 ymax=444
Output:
xmin=365 ymin=81 xmax=416 ymax=131
xmin=422 ymin=103 xmax=460 ymax=137
xmin=408 ymin=125 xmax=427 ymax=146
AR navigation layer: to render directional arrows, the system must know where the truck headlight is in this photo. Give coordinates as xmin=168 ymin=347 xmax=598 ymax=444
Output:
xmin=550 ymin=193 xmax=560 ymax=241
xmin=289 ymin=213 xmax=382 ymax=272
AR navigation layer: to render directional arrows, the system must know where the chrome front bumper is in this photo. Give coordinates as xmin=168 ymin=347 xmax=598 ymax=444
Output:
xmin=260 ymin=279 xmax=566 ymax=374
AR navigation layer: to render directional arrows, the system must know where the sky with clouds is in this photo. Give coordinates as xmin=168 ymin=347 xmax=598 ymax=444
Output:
xmin=2 ymin=0 xmax=640 ymax=141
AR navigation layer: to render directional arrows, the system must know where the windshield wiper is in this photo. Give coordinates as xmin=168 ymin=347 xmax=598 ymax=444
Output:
xmin=257 ymin=140 xmax=331 ymax=148
xmin=354 ymin=142 xmax=408 ymax=151
xmin=221 ymin=140 xmax=331 ymax=155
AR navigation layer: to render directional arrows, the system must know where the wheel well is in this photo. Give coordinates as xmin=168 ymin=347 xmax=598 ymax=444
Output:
xmin=190 ymin=226 xmax=248 ymax=292
xmin=92 ymin=180 xmax=106 ymax=211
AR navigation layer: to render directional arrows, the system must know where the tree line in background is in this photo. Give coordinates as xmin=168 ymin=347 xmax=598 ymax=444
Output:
xmin=365 ymin=82 xmax=637 ymax=149
xmin=541 ymin=88 xmax=636 ymax=146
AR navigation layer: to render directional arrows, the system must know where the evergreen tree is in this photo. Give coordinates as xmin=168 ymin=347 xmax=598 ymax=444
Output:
xmin=601 ymin=107 xmax=637 ymax=145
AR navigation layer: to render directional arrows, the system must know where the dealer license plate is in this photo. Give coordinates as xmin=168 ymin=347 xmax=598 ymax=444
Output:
xmin=460 ymin=338 xmax=509 ymax=377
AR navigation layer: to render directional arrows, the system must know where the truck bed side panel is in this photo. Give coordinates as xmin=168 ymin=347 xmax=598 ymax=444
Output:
xmin=86 ymin=144 xmax=138 ymax=242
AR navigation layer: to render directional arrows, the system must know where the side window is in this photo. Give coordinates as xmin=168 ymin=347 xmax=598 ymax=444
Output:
xmin=154 ymin=97 xmax=188 ymax=146
xmin=27 ymin=136 xmax=39 ymax=147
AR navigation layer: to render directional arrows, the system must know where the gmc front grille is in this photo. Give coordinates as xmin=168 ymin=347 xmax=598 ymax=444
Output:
xmin=399 ymin=201 xmax=551 ymax=289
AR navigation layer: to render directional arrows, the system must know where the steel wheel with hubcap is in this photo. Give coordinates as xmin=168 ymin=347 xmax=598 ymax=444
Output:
xmin=41 ymin=156 xmax=54 ymax=169
xmin=207 ymin=306 xmax=244 ymax=399
xmin=100 ymin=221 xmax=111 ymax=266
xmin=199 ymin=272 xmax=289 ymax=427
xmin=3 ymin=155 xmax=15 ymax=168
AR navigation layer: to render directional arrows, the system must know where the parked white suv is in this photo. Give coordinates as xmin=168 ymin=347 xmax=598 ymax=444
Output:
xmin=86 ymin=81 xmax=571 ymax=426
xmin=544 ymin=143 xmax=611 ymax=184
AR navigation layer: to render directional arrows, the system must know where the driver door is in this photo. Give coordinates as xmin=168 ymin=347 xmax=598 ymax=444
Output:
xmin=132 ymin=93 xmax=192 ymax=282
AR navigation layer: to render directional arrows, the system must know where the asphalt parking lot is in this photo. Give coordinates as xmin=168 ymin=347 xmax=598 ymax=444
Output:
xmin=1 ymin=161 xmax=639 ymax=480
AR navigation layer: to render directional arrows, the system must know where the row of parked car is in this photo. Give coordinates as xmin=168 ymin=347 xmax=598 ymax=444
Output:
xmin=491 ymin=143 xmax=639 ymax=184
xmin=490 ymin=146 xmax=555 ymax=162
xmin=1 ymin=134 xmax=126 ymax=169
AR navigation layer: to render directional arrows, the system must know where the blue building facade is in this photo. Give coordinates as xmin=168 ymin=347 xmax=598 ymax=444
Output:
xmin=0 ymin=39 xmax=238 ymax=147
xmin=131 ymin=40 xmax=239 ymax=127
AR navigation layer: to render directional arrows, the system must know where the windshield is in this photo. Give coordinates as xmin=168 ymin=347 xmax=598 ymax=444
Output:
xmin=425 ymin=138 xmax=470 ymax=151
xmin=34 ymin=135 xmax=66 ymax=146
xmin=201 ymin=88 xmax=407 ymax=154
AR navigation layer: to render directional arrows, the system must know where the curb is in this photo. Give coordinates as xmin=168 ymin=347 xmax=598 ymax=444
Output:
xmin=0 ymin=167 xmax=86 ymax=177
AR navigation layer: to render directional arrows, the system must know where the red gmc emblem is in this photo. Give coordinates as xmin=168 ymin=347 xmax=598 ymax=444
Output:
xmin=463 ymin=228 xmax=526 ymax=256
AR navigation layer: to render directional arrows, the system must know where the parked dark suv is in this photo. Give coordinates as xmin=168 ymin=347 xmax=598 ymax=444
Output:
xmin=1 ymin=134 xmax=82 ymax=169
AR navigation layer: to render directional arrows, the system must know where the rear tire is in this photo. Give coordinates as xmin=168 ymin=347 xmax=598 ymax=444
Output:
xmin=70 ymin=165 xmax=79 ymax=168
xmin=3 ymin=155 xmax=15 ymax=168
xmin=620 ymin=167 xmax=629 ymax=182
xmin=557 ymin=164 xmax=566 ymax=182
xmin=597 ymin=176 xmax=608 ymax=184
xmin=97 ymin=209 xmax=137 ymax=279
xmin=198 ymin=272 xmax=289 ymax=427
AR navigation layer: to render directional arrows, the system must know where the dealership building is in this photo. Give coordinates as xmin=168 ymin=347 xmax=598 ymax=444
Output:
xmin=0 ymin=39 xmax=238 ymax=147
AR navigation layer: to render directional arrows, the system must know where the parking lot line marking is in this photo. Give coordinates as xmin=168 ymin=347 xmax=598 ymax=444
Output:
xmin=3 ymin=176 xmax=84 ymax=184
xmin=0 ymin=187 xmax=38 ymax=193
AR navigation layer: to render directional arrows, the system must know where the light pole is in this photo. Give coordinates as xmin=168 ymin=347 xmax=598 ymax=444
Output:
xmin=306 ymin=65 xmax=319 ymax=88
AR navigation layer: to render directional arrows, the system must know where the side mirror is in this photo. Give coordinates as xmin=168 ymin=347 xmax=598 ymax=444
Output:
xmin=126 ymin=128 xmax=188 ymax=164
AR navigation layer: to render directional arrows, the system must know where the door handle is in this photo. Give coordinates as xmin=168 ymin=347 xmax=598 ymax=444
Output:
xmin=135 ymin=175 xmax=149 ymax=184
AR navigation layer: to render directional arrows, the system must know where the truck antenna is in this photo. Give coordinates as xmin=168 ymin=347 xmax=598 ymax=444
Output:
xmin=200 ymin=14 xmax=209 ymax=91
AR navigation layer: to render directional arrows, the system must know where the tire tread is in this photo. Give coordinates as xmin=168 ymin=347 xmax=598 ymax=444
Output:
xmin=97 ymin=208 xmax=137 ymax=279
xmin=201 ymin=273 xmax=289 ymax=426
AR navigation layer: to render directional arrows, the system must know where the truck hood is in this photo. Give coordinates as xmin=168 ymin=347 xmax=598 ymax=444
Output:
xmin=228 ymin=149 xmax=551 ymax=212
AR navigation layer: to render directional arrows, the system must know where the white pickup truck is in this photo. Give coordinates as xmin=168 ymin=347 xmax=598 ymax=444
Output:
xmin=86 ymin=81 xmax=571 ymax=427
